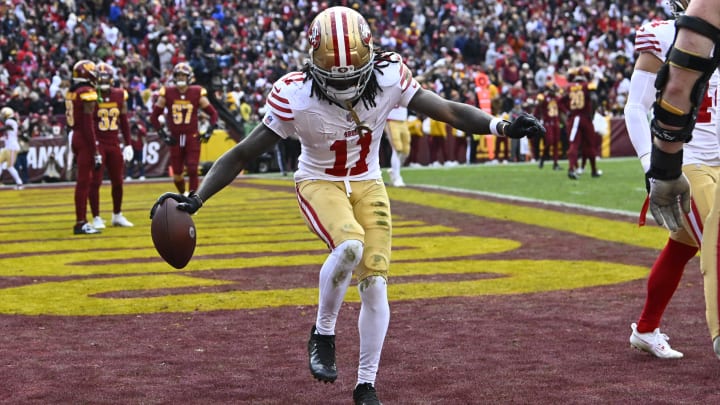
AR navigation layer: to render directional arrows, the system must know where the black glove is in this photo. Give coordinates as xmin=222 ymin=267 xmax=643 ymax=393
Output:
xmin=150 ymin=191 xmax=203 ymax=219
xmin=94 ymin=153 xmax=103 ymax=170
xmin=200 ymin=125 xmax=215 ymax=143
xmin=158 ymin=128 xmax=177 ymax=146
xmin=504 ymin=112 xmax=546 ymax=139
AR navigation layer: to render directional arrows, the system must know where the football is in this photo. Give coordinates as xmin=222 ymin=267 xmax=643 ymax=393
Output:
xmin=151 ymin=197 xmax=196 ymax=269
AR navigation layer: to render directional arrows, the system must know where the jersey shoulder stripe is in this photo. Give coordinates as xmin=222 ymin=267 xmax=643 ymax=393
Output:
xmin=634 ymin=20 xmax=675 ymax=59
xmin=634 ymin=34 xmax=661 ymax=53
xmin=267 ymin=72 xmax=306 ymax=121
xmin=399 ymin=63 xmax=413 ymax=92
xmin=376 ymin=52 xmax=411 ymax=89
xmin=79 ymin=90 xmax=98 ymax=101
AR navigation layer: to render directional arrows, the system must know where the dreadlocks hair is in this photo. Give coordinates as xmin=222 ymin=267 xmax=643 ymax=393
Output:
xmin=303 ymin=49 xmax=400 ymax=110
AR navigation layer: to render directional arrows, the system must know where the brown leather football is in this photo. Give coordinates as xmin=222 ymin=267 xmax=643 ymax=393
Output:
xmin=151 ymin=198 xmax=196 ymax=269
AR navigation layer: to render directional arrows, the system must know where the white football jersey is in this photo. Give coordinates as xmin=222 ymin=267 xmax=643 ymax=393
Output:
xmin=263 ymin=53 xmax=420 ymax=182
xmin=2 ymin=118 xmax=19 ymax=151
xmin=387 ymin=105 xmax=408 ymax=121
xmin=635 ymin=19 xmax=720 ymax=165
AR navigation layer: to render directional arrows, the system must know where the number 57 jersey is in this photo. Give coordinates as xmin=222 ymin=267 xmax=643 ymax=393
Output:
xmin=262 ymin=55 xmax=420 ymax=182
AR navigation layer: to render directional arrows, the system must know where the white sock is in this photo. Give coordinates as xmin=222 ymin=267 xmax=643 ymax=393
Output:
xmin=390 ymin=150 xmax=401 ymax=178
xmin=315 ymin=240 xmax=363 ymax=335
xmin=6 ymin=166 xmax=22 ymax=185
xmin=357 ymin=276 xmax=389 ymax=385
xmin=398 ymin=152 xmax=407 ymax=166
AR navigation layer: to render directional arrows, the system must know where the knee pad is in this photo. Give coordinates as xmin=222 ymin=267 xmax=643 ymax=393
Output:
xmin=652 ymin=15 xmax=720 ymax=143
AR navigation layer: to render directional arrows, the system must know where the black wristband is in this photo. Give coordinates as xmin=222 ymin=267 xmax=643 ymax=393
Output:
xmin=648 ymin=143 xmax=683 ymax=180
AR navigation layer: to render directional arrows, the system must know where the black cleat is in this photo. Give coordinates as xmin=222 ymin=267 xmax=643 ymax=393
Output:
xmin=553 ymin=163 xmax=562 ymax=171
xmin=568 ymin=170 xmax=579 ymax=180
xmin=353 ymin=383 xmax=382 ymax=405
xmin=592 ymin=170 xmax=603 ymax=178
xmin=308 ymin=325 xmax=337 ymax=383
xmin=73 ymin=222 xmax=101 ymax=235
xmin=538 ymin=159 xmax=544 ymax=169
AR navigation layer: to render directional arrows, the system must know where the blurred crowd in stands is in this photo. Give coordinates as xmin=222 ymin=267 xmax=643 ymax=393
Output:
xmin=0 ymin=0 xmax=672 ymax=140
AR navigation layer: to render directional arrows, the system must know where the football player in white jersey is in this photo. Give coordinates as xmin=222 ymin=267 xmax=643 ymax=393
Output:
xmin=0 ymin=107 xmax=24 ymax=189
xmin=625 ymin=0 xmax=720 ymax=359
xmin=151 ymin=6 xmax=544 ymax=403
xmin=647 ymin=0 xmax=720 ymax=359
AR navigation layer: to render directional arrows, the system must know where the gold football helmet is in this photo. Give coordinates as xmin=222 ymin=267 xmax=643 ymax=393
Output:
xmin=0 ymin=106 xmax=13 ymax=120
xmin=307 ymin=6 xmax=375 ymax=103
xmin=670 ymin=0 xmax=690 ymax=17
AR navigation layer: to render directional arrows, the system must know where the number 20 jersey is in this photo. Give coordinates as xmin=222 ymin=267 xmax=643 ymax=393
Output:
xmin=635 ymin=19 xmax=720 ymax=165
xmin=263 ymin=53 xmax=420 ymax=182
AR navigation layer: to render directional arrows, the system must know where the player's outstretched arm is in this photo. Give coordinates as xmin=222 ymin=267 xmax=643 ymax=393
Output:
xmin=408 ymin=87 xmax=544 ymax=139
xmin=150 ymin=124 xmax=281 ymax=218
xmin=197 ymin=124 xmax=280 ymax=202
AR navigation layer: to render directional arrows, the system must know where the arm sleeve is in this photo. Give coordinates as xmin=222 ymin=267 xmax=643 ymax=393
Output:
xmin=150 ymin=104 xmax=164 ymax=130
xmin=82 ymin=107 xmax=99 ymax=154
xmin=119 ymin=112 xmax=131 ymax=145
xmin=202 ymin=103 xmax=218 ymax=126
xmin=623 ymin=69 xmax=657 ymax=173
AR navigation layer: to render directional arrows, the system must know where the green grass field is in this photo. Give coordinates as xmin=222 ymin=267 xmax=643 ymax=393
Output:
xmin=380 ymin=157 xmax=647 ymax=214
xmin=252 ymin=157 xmax=647 ymax=214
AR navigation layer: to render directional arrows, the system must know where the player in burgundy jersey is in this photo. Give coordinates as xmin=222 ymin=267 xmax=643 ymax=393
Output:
xmin=534 ymin=78 xmax=563 ymax=171
xmin=66 ymin=60 xmax=101 ymax=235
xmin=89 ymin=62 xmax=134 ymax=229
xmin=125 ymin=117 xmax=147 ymax=181
xmin=562 ymin=66 xmax=600 ymax=179
xmin=150 ymin=62 xmax=218 ymax=194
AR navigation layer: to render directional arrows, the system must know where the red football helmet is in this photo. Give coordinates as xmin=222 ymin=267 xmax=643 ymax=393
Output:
xmin=96 ymin=62 xmax=115 ymax=92
xmin=72 ymin=60 xmax=98 ymax=86
xmin=173 ymin=62 xmax=194 ymax=87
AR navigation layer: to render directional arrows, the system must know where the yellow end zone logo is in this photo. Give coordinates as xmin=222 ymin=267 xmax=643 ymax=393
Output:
xmin=0 ymin=181 xmax=662 ymax=316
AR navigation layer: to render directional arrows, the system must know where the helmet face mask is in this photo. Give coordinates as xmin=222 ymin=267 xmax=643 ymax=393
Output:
xmin=97 ymin=63 xmax=114 ymax=92
xmin=308 ymin=6 xmax=374 ymax=104
xmin=670 ymin=0 xmax=690 ymax=17
xmin=173 ymin=62 xmax=194 ymax=88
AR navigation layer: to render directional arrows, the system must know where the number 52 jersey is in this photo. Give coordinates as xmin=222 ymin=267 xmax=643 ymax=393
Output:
xmin=262 ymin=53 xmax=420 ymax=182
